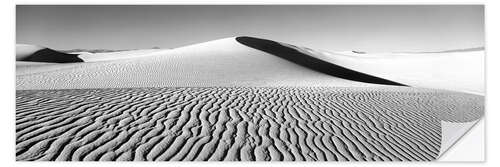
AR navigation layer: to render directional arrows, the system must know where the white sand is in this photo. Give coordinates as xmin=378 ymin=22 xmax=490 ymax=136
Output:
xmin=304 ymin=49 xmax=484 ymax=95
xmin=77 ymin=49 xmax=167 ymax=62
xmin=16 ymin=37 xmax=380 ymax=90
xmin=15 ymin=37 xmax=484 ymax=161
xmin=16 ymin=87 xmax=483 ymax=161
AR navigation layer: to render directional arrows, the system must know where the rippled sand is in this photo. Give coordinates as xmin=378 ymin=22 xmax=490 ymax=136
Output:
xmin=16 ymin=87 xmax=482 ymax=161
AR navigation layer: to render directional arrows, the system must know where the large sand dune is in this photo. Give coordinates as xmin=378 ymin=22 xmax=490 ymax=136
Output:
xmin=15 ymin=36 xmax=484 ymax=161
xmin=16 ymin=37 xmax=384 ymax=90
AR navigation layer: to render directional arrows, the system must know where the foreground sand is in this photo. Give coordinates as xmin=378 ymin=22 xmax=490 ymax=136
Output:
xmin=16 ymin=87 xmax=482 ymax=161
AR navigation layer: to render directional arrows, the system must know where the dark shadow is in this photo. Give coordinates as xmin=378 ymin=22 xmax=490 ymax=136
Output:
xmin=236 ymin=36 xmax=406 ymax=86
xmin=21 ymin=48 xmax=83 ymax=63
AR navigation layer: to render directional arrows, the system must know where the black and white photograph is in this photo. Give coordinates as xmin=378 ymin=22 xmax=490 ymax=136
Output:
xmin=13 ymin=4 xmax=486 ymax=163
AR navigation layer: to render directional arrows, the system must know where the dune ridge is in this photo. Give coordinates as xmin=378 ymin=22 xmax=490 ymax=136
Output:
xmin=16 ymin=44 xmax=83 ymax=63
xmin=16 ymin=87 xmax=483 ymax=161
xmin=235 ymin=36 xmax=406 ymax=86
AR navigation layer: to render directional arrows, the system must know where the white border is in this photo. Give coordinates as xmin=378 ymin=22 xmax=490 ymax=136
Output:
xmin=3 ymin=0 xmax=498 ymax=167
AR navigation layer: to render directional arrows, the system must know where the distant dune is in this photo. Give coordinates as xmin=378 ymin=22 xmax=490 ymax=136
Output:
xmin=431 ymin=47 xmax=485 ymax=53
xmin=60 ymin=48 xmax=128 ymax=54
xmin=15 ymin=36 xmax=484 ymax=161
xmin=77 ymin=49 xmax=167 ymax=62
xmin=16 ymin=44 xmax=83 ymax=63
xmin=16 ymin=44 xmax=45 ymax=60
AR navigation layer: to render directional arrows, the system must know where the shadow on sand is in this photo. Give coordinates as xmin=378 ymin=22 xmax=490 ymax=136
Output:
xmin=236 ymin=36 xmax=406 ymax=86
xmin=20 ymin=48 xmax=83 ymax=63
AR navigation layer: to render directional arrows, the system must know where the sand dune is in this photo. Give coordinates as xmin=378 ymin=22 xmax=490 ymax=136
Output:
xmin=15 ymin=36 xmax=484 ymax=161
xmin=16 ymin=87 xmax=482 ymax=161
xmin=16 ymin=44 xmax=46 ymax=61
xmin=77 ymin=49 xmax=168 ymax=62
xmin=271 ymin=39 xmax=484 ymax=94
xmin=16 ymin=44 xmax=167 ymax=63
xmin=16 ymin=37 xmax=384 ymax=90
xmin=16 ymin=44 xmax=83 ymax=63
xmin=236 ymin=37 xmax=405 ymax=86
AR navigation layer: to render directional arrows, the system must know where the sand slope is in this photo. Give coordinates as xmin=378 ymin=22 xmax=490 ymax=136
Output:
xmin=235 ymin=37 xmax=405 ymax=86
xmin=16 ymin=37 xmax=383 ymax=90
xmin=77 ymin=49 xmax=168 ymax=62
xmin=16 ymin=87 xmax=483 ymax=161
xmin=285 ymin=43 xmax=484 ymax=94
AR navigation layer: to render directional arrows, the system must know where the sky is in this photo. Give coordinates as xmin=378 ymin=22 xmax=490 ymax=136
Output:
xmin=16 ymin=5 xmax=484 ymax=52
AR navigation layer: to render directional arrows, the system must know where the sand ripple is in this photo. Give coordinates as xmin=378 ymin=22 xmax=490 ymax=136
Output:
xmin=16 ymin=87 xmax=483 ymax=161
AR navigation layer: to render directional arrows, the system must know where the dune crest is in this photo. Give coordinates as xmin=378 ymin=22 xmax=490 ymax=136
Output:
xmin=16 ymin=44 xmax=46 ymax=60
xmin=235 ymin=36 xmax=406 ymax=86
xmin=16 ymin=44 xmax=83 ymax=63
